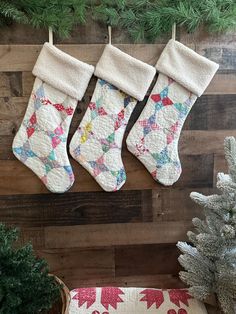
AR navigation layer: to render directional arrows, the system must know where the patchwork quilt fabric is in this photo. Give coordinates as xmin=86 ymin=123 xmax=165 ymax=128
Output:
xmin=12 ymin=78 xmax=76 ymax=193
xmin=69 ymin=287 xmax=207 ymax=314
xmin=70 ymin=79 xmax=137 ymax=192
xmin=126 ymin=73 xmax=197 ymax=186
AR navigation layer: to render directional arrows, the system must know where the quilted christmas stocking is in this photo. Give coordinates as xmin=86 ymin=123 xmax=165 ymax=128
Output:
xmin=12 ymin=43 xmax=94 ymax=193
xmin=126 ymin=39 xmax=219 ymax=186
xmin=70 ymin=44 xmax=155 ymax=192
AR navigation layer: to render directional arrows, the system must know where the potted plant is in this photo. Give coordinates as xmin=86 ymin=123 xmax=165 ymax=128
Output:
xmin=0 ymin=223 xmax=70 ymax=313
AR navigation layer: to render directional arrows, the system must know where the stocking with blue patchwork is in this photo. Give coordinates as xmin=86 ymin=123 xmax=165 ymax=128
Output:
xmin=70 ymin=44 xmax=156 ymax=192
xmin=126 ymin=39 xmax=219 ymax=186
xmin=12 ymin=43 xmax=94 ymax=193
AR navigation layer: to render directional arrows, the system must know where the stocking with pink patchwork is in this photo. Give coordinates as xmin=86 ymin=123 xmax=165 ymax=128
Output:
xmin=70 ymin=44 xmax=156 ymax=192
xmin=126 ymin=39 xmax=219 ymax=186
xmin=12 ymin=43 xmax=94 ymax=193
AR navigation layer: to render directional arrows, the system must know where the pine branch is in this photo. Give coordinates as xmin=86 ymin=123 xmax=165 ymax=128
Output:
xmin=0 ymin=1 xmax=27 ymax=24
xmin=0 ymin=0 xmax=235 ymax=39
xmin=0 ymin=224 xmax=60 ymax=313
xmin=92 ymin=0 xmax=236 ymax=42
xmin=0 ymin=0 xmax=88 ymax=38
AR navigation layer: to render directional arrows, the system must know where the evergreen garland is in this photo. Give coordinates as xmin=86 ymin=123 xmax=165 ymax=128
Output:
xmin=177 ymin=137 xmax=236 ymax=314
xmin=0 ymin=0 xmax=87 ymax=38
xmin=0 ymin=224 xmax=60 ymax=313
xmin=0 ymin=0 xmax=235 ymax=41
xmin=92 ymin=0 xmax=236 ymax=41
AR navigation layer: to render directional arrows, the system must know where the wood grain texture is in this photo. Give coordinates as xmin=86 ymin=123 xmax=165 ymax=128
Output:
xmin=0 ymin=153 xmax=214 ymax=194
xmin=0 ymin=22 xmax=167 ymax=45
xmin=39 ymin=248 xmax=115 ymax=285
xmin=0 ymin=23 xmax=234 ymax=312
xmin=185 ymin=95 xmax=236 ymax=130
xmin=1 ymin=43 xmax=235 ymax=71
xmin=44 ymin=221 xmax=190 ymax=249
xmin=0 ymin=190 xmax=152 ymax=226
xmin=0 ymin=44 xmax=235 ymax=94
xmin=115 ymin=244 xmax=181 ymax=276
xmin=152 ymin=187 xmax=216 ymax=222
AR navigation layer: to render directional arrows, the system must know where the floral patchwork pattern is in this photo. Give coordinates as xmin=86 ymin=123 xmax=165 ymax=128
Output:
xmin=70 ymin=79 xmax=137 ymax=192
xmin=12 ymin=78 xmax=76 ymax=193
xmin=69 ymin=287 xmax=207 ymax=314
xmin=126 ymin=73 xmax=197 ymax=186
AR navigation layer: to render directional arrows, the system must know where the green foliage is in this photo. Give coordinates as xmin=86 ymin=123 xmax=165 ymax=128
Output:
xmin=177 ymin=137 xmax=236 ymax=314
xmin=0 ymin=0 xmax=87 ymax=38
xmin=0 ymin=1 xmax=27 ymax=26
xmin=0 ymin=0 xmax=236 ymax=40
xmin=92 ymin=0 xmax=236 ymax=41
xmin=0 ymin=224 xmax=60 ymax=314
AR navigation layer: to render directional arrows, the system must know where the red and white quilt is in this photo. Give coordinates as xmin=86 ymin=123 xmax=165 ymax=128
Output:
xmin=69 ymin=287 xmax=207 ymax=314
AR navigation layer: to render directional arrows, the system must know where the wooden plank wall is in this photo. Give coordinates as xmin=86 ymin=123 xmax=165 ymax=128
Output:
xmin=0 ymin=22 xmax=235 ymax=307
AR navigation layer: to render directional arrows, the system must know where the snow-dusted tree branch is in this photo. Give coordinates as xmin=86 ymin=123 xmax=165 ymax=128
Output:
xmin=177 ymin=137 xmax=236 ymax=314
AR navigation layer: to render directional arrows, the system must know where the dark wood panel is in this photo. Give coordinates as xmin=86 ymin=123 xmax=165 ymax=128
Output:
xmin=115 ymin=244 xmax=180 ymax=276
xmin=185 ymin=94 xmax=236 ymax=130
xmin=152 ymin=187 xmax=216 ymax=222
xmin=0 ymin=72 xmax=22 ymax=97
xmin=0 ymin=22 xmax=151 ymax=45
xmin=197 ymin=45 xmax=236 ymax=71
xmin=178 ymin=130 xmax=236 ymax=156
xmin=19 ymin=227 xmax=45 ymax=249
xmin=0 ymin=152 xmax=214 ymax=195
xmin=0 ymin=190 xmax=152 ymax=226
xmin=36 ymin=244 xmax=182 ymax=290
xmin=1 ymin=21 xmax=235 ymax=48
xmin=179 ymin=25 xmax=236 ymax=45
xmin=38 ymin=248 xmax=115 ymax=288
xmin=0 ymin=136 xmax=13 ymax=159
xmin=176 ymin=154 xmax=214 ymax=188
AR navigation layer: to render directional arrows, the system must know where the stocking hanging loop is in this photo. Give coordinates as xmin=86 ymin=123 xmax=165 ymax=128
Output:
xmin=108 ymin=25 xmax=112 ymax=44
xmin=172 ymin=23 xmax=176 ymax=40
xmin=49 ymin=27 xmax=53 ymax=45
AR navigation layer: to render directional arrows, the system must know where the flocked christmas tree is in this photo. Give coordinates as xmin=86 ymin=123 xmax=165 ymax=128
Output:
xmin=177 ymin=137 xmax=236 ymax=314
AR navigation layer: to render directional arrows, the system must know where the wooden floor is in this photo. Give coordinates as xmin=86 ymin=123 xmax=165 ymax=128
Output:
xmin=0 ymin=22 xmax=235 ymax=310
